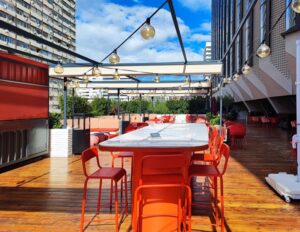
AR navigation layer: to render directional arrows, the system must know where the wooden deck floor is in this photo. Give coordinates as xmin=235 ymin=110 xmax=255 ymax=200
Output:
xmin=0 ymin=125 xmax=300 ymax=232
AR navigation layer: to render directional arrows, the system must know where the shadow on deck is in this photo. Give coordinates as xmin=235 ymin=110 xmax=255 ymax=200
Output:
xmin=0 ymin=124 xmax=299 ymax=231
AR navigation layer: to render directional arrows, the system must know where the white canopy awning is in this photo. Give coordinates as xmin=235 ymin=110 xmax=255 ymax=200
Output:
xmin=49 ymin=61 xmax=223 ymax=78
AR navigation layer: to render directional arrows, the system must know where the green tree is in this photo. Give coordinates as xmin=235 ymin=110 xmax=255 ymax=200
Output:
xmin=126 ymin=99 xmax=150 ymax=113
xmin=188 ymin=96 xmax=207 ymax=114
xmin=166 ymin=99 xmax=188 ymax=114
xmin=58 ymin=95 xmax=92 ymax=118
xmin=90 ymin=97 xmax=108 ymax=116
xmin=151 ymin=100 xmax=169 ymax=114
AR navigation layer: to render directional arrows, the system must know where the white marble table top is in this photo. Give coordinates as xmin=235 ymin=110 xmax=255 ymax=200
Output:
xmin=99 ymin=123 xmax=209 ymax=151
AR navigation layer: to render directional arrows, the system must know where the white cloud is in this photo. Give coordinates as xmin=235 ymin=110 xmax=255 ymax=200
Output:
xmin=76 ymin=1 xmax=204 ymax=63
xmin=190 ymin=33 xmax=211 ymax=42
xmin=177 ymin=0 xmax=211 ymax=12
xmin=199 ymin=22 xmax=211 ymax=32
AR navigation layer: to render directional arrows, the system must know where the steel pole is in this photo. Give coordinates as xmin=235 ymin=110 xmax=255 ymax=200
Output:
xmin=219 ymin=79 xmax=223 ymax=135
xmin=63 ymin=77 xmax=67 ymax=128
xmin=117 ymin=89 xmax=120 ymax=119
xmin=296 ymin=40 xmax=300 ymax=181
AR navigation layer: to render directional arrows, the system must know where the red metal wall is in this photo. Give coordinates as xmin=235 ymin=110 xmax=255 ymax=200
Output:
xmin=0 ymin=52 xmax=49 ymax=121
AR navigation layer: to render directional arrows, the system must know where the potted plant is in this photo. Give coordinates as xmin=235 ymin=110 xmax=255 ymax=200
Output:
xmin=209 ymin=114 xmax=221 ymax=130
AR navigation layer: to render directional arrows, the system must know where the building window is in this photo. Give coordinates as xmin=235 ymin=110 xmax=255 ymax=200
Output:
xmin=236 ymin=0 xmax=243 ymax=27
xmin=245 ymin=0 xmax=253 ymax=65
xmin=260 ymin=0 xmax=270 ymax=44
xmin=235 ymin=35 xmax=242 ymax=72
xmin=286 ymin=0 xmax=296 ymax=31
xmin=230 ymin=0 xmax=235 ymax=39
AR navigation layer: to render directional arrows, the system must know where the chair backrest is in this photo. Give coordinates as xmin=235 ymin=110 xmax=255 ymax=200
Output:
xmin=135 ymin=154 xmax=190 ymax=231
xmin=208 ymin=126 xmax=219 ymax=151
xmin=224 ymin=120 xmax=235 ymax=127
xmin=137 ymin=122 xmax=148 ymax=128
xmin=227 ymin=123 xmax=246 ymax=138
xmin=217 ymin=143 xmax=231 ymax=175
xmin=186 ymin=114 xmax=192 ymax=123
xmin=81 ymin=147 xmax=100 ymax=177
xmin=140 ymin=154 xmax=189 ymax=184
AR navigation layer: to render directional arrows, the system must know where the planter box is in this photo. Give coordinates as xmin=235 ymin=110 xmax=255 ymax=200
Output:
xmin=50 ymin=128 xmax=73 ymax=157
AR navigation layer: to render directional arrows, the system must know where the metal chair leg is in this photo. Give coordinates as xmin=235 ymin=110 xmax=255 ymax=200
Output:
xmin=97 ymin=179 xmax=102 ymax=214
xmin=114 ymin=180 xmax=119 ymax=232
xmin=80 ymin=179 xmax=88 ymax=232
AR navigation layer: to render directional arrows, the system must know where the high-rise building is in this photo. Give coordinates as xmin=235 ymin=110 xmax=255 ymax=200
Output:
xmin=0 ymin=0 xmax=77 ymax=113
xmin=0 ymin=0 xmax=76 ymax=63
xmin=211 ymin=0 xmax=300 ymax=116
xmin=203 ymin=41 xmax=212 ymax=61
xmin=76 ymin=88 xmax=103 ymax=102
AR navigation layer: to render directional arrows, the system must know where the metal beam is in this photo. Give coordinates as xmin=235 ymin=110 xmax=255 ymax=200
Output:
xmin=0 ymin=20 xmax=99 ymax=64
xmin=126 ymin=75 xmax=141 ymax=82
xmin=167 ymin=0 xmax=187 ymax=63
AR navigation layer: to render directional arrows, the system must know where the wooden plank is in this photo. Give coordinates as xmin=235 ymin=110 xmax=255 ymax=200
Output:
xmin=0 ymin=125 xmax=299 ymax=231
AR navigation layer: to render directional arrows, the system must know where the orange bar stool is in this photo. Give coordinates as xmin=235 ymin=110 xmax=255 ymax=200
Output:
xmin=133 ymin=154 xmax=192 ymax=232
xmin=188 ymin=143 xmax=230 ymax=232
xmin=110 ymin=151 xmax=134 ymax=207
xmin=191 ymin=127 xmax=221 ymax=164
xmin=80 ymin=147 xmax=128 ymax=232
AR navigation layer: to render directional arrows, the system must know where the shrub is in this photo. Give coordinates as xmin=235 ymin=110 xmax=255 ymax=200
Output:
xmin=210 ymin=115 xmax=220 ymax=126
xmin=49 ymin=113 xmax=63 ymax=129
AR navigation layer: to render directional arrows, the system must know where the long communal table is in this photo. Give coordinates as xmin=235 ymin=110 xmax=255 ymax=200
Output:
xmin=99 ymin=123 xmax=209 ymax=231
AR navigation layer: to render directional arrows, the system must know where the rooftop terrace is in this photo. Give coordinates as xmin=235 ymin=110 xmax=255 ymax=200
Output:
xmin=0 ymin=124 xmax=299 ymax=232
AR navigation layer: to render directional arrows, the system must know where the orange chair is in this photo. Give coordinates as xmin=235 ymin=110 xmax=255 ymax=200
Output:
xmin=189 ymin=143 xmax=230 ymax=232
xmin=110 ymin=151 xmax=134 ymax=199
xmin=161 ymin=115 xmax=171 ymax=123
xmin=224 ymin=120 xmax=235 ymax=127
xmin=186 ymin=114 xmax=193 ymax=123
xmin=260 ymin=116 xmax=271 ymax=127
xmin=133 ymin=154 xmax=192 ymax=232
xmin=269 ymin=116 xmax=279 ymax=126
xmin=191 ymin=127 xmax=221 ymax=164
xmin=80 ymin=147 xmax=128 ymax=232
xmin=227 ymin=123 xmax=246 ymax=148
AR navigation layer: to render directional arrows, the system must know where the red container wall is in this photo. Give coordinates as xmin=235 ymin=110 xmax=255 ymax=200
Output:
xmin=0 ymin=82 xmax=48 ymax=120
xmin=0 ymin=52 xmax=49 ymax=121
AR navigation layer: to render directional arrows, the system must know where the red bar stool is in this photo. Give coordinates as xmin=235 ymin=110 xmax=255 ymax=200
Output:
xmin=133 ymin=154 xmax=192 ymax=232
xmin=110 ymin=151 xmax=134 ymax=208
xmin=189 ymin=143 xmax=230 ymax=232
xmin=80 ymin=147 xmax=128 ymax=232
xmin=227 ymin=123 xmax=246 ymax=149
xmin=191 ymin=127 xmax=221 ymax=164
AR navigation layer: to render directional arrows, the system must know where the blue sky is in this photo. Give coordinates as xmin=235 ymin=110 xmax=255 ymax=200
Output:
xmin=76 ymin=0 xmax=212 ymax=65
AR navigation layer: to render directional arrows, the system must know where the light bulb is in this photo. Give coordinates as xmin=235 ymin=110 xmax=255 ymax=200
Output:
xmin=233 ymin=73 xmax=240 ymax=81
xmin=140 ymin=19 xmax=155 ymax=40
xmin=292 ymin=0 xmax=300 ymax=13
xmin=154 ymin=75 xmax=160 ymax=83
xmin=54 ymin=61 xmax=64 ymax=74
xmin=223 ymin=77 xmax=229 ymax=84
xmin=109 ymin=51 xmax=120 ymax=64
xmin=113 ymin=69 xmax=120 ymax=80
xmin=242 ymin=63 xmax=252 ymax=75
xmin=256 ymin=42 xmax=271 ymax=58
xmin=185 ymin=76 xmax=190 ymax=84
xmin=92 ymin=66 xmax=101 ymax=76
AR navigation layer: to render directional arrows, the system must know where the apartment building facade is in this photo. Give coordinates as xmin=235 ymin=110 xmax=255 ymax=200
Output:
xmin=212 ymin=0 xmax=300 ymax=116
